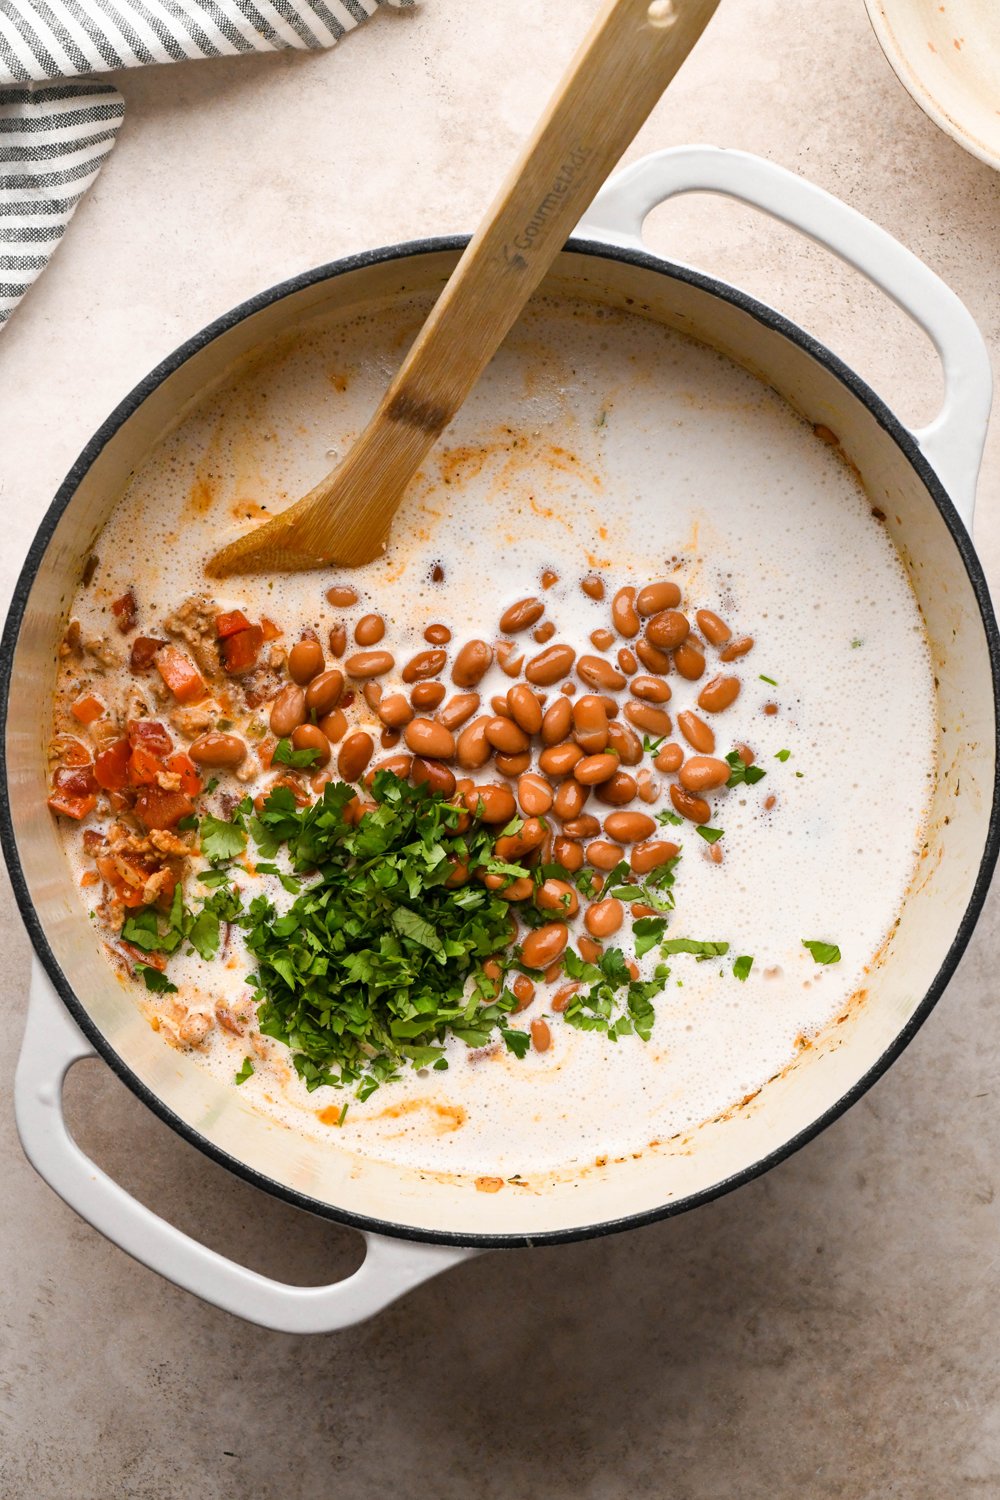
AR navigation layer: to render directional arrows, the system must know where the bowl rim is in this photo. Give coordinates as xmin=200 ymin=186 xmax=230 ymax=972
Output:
xmin=864 ymin=0 xmax=1000 ymax=171
xmin=3 ymin=232 xmax=999 ymax=1248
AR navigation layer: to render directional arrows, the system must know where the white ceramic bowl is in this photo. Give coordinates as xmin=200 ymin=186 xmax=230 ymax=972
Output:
xmin=865 ymin=0 xmax=1000 ymax=170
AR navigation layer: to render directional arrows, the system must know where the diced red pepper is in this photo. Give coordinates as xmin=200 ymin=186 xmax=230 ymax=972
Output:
xmin=130 ymin=636 xmax=166 ymax=673
xmin=220 ymin=624 xmax=263 ymax=675
xmin=216 ymin=609 xmax=251 ymax=639
xmin=110 ymin=590 xmax=138 ymax=634
xmin=155 ymin=644 xmax=207 ymax=703
xmin=128 ymin=745 xmax=164 ymax=787
xmin=94 ymin=735 xmax=131 ymax=791
xmin=260 ymin=616 xmax=282 ymax=641
xmin=167 ymin=750 xmax=202 ymax=797
xmin=48 ymin=764 xmax=98 ymax=821
xmin=51 ymin=734 xmax=92 ymax=767
xmin=134 ymin=786 xmax=195 ymax=830
xmin=70 ymin=693 xmax=105 ymax=725
xmin=127 ymin=719 xmax=173 ymax=757
xmin=96 ymin=854 xmax=148 ymax=908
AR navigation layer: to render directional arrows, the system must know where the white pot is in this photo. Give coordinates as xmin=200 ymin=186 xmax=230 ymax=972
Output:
xmin=3 ymin=148 xmax=996 ymax=1333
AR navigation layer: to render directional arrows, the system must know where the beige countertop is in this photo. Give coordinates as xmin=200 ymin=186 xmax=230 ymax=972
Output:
xmin=2 ymin=2 xmax=999 ymax=1495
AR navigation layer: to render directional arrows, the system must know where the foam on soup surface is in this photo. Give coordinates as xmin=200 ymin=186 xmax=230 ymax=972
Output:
xmin=54 ymin=294 xmax=936 ymax=1179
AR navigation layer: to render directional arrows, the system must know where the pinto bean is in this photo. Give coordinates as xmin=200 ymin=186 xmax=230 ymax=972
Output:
xmin=698 ymin=675 xmax=741 ymax=712
xmin=318 ymin=709 xmax=347 ymax=744
xmin=635 ymin=637 xmax=671 ymax=674
xmin=520 ymin=923 xmax=569 ymax=970
xmin=572 ymin=694 xmax=609 ymax=754
xmin=411 ymin=757 xmax=457 ymax=797
xmin=538 ymin=741 xmax=584 ymax=777
xmin=673 ymin=641 xmax=706 ymax=680
xmin=448 ymin=639 xmax=491 ymax=687
xmin=499 ymin=597 xmax=545 ymax=633
xmin=677 ymin=709 xmax=715 ymax=753
xmin=696 ymin=609 xmax=731 ymax=646
xmin=189 ymin=732 xmax=246 ymax=768
xmin=550 ymin=984 xmax=579 ymax=1013
xmin=541 ymin=696 xmax=573 ymax=745
xmin=269 ymin=684 xmax=307 ymax=736
xmin=590 ymin=627 xmax=616 ymax=652
xmin=606 ymin=720 xmax=643 ymax=766
xmin=405 ymin=719 xmax=456 ymax=759
xmin=490 ymin=694 xmax=511 ymax=719
xmin=720 ymin=635 xmax=755 ymax=662
xmin=624 ymin=701 xmax=672 ymax=737
xmin=288 ymin=638 xmax=324 ymax=684
xmin=354 ymin=614 xmax=385 ymax=646
xmin=338 ymin=731 xmax=374 ymax=781
xmin=553 ymin=778 xmax=588 ymax=820
xmin=487 ymin=874 xmax=533 ymax=900
xmin=464 ymin=783 xmax=517 ymax=822
xmin=438 ymin=693 xmax=481 ymax=730
xmin=378 ymin=693 xmax=414 ymax=729
xmin=424 ymin=623 xmax=451 ymax=645
xmin=511 ymin=974 xmax=535 ymax=1011
xmin=290 ymin=723 xmax=331 ymax=766
xmin=328 ymin=623 xmax=347 ymax=657
xmin=631 ymin=839 xmax=680 ymax=873
xmin=603 ymin=810 xmax=656 ymax=842
xmin=363 ymin=681 xmax=383 ymax=711
xmin=526 ymin=643 xmax=576 ymax=685
xmin=574 ymin=753 xmax=619 ymax=785
xmin=345 ymin=650 xmax=394 ymax=678
xmin=645 ymin=611 xmax=689 ymax=650
xmin=616 ymin=647 xmax=637 ymax=676
xmin=636 ymin=580 xmax=681 ymax=615
xmin=581 ymin=574 xmax=605 ymax=600
xmin=495 ymin=750 xmax=531 ymax=776
xmin=485 ymin=717 xmax=530 ymax=754
xmin=456 ymin=716 xmax=492 ymax=769
xmin=305 ymin=668 xmax=344 ymax=715
xmin=553 ymin=836 xmax=584 ymax=871
xmin=585 ymin=898 xmax=624 ymax=938
xmin=381 ymin=728 xmax=402 ymax=749
xmin=586 ymin=839 xmax=625 ymax=871
xmin=325 ymin=585 xmax=358 ymax=607
xmin=518 ymin=772 xmax=554 ymax=816
xmin=594 ymin=771 xmax=638 ymax=806
xmin=562 ymin=814 xmax=601 ymax=839
xmin=670 ymin=784 xmax=711 ymax=824
xmin=507 ymin=683 xmax=544 ymax=735
xmin=536 ymin=879 xmax=579 ymax=917
xmin=364 ymin=753 xmax=413 ymax=787
xmin=411 ymin=681 xmax=446 ymax=710
xmin=630 ymin=674 xmax=671 ymax=703
xmin=402 ymin=648 xmax=447 ymax=683
xmin=530 ymin=1018 xmax=551 ymax=1052
xmin=533 ymin=622 xmax=556 ymax=644
xmin=680 ymin=755 xmax=731 ymax=791
xmin=577 ymin=654 xmax=626 ymax=692
xmin=611 ymin=586 xmax=640 ymax=638
xmin=654 ymin=742 xmax=684 ymax=773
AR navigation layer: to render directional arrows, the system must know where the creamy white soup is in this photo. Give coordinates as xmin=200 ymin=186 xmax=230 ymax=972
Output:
xmin=47 ymin=294 xmax=935 ymax=1181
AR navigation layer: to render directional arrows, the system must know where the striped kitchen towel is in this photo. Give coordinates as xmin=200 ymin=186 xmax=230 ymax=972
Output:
xmin=0 ymin=0 xmax=412 ymax=330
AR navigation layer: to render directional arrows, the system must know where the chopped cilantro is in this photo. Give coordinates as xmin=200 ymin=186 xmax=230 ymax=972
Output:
xmin=272 ymin=737 xmax=322 ymax=769
xmin=134 ymin=963 xmax=177 ymax=994
xmin=177 ymin=814 xmax=198 ymax=831
xmin=205 ymin=777 xmax=220 ymax=794
xmin=850 ymin=637 xmax=863 ymax=649
xmin=642 ymin=734 xmax=666 ymax=755
xmin=632 ymin=915 xmax=667 ymax=957
xmin=235 ymin=1056 xmax=254 ymax=1085
xmin=759 ymin=674 xmax=778 ymax=686
xmin=200 ymin=813 xmax=248 ymax=865
xmin=802 ymin=939 xmax=841 ymax=965
xmin=695 ymin=825 xmax=724 ymax=844
xmin=503 ymin=1029 xmax=531 ymax=1059
xmin=733 ymin=954 xmax=754 ymax=981
xmin=774 ymin=749 xmax=791 ymax=762
xmin=656 ymin=807 xmax=683 ymax=826
xmin=661 ymin=938 xmax=730 ymax=961
xmin=725 ymin=750 xmax=767 ymax=788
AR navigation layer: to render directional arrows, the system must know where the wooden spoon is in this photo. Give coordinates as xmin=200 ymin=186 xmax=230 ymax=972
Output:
xmin=206 ymin=0 xmax=721 ymax=578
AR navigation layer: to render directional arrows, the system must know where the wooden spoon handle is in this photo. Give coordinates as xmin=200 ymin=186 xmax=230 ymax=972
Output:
xmin=207 ymin=0 xmax=720 ymax=574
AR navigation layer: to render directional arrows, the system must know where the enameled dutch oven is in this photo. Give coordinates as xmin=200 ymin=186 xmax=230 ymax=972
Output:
xmin=3 ymin=147 xmax=997 ymax=1333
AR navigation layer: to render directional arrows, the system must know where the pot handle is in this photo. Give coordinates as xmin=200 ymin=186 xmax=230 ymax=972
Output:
xmin=16 ymin=962 xmax=476 ymax=1334
xmin=577 ymin=146 xmax=992 ymax=532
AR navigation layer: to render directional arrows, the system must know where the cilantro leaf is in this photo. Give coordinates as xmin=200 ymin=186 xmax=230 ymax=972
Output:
xmin=774 ymin=749 xmax=791 ymax=762
xmin=632 ymin=915 xmax=667 ymax=958
xmin=503 ymin=1029 xmax=531 ymax=1059
xmin=733 ymin=954 xmax=754 ymax=981
xmin=725 ymin=750 xmax=767 ymax=788
xmin=695 ymin=825 xmax=724 ymax=844
xmin=134 ymin=963 xmax=177 ymax=994
xmin=272 ymin=737 xmax=322 ymax=769
xmin=802 ymin=939 xmax=841 ymax=965
xmin=235 ymin=1056 xmax=254 ymax=1085
xmin=200 ymin=813 xmax=248 ymax=865
xmin=661 ymin=938 xmax=730 ymax=960
xmin=656 ymin=808 xmax=683 ymax=826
